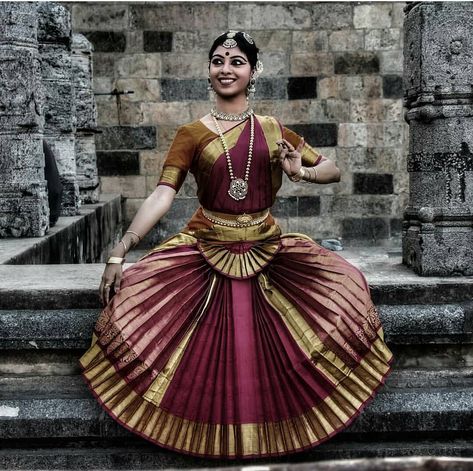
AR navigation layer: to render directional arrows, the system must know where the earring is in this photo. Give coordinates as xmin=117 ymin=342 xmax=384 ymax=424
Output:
xmin=247 ymin=77 xmax=256 ymax=97
xmin=207 ymin=76 xmax=213 ymax=91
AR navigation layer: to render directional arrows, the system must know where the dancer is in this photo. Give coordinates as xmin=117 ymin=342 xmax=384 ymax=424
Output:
xmin=79 ymin=30 xmax=394 ymax=460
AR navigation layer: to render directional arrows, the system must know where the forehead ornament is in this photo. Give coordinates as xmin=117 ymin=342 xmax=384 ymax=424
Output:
xmin=243 ymin=32 xmax=254 ymax=44
xmin=223 ymin=38 xmax=238 ymax=48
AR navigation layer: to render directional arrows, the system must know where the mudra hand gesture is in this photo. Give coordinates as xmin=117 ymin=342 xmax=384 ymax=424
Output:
xmin=276 ymin=137 xmax=305 ymax=178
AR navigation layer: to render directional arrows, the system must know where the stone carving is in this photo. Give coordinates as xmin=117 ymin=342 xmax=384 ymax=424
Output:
xmin=402 ymin=2 xmax=473 ymax=275
xmin=72 ymin=33 xmax=99 ymax=203
xmin=38 ymin=2 xmax=79 ymax=216
xmin=0 ymin=2 xmax=49 ymax=237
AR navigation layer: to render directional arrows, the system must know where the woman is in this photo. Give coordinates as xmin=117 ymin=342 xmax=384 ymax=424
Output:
xmin=79 ymin=31 xmax=394 ymax=460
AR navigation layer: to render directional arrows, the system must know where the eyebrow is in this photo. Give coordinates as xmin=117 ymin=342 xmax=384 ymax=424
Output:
xmin=211 ymin=54 xmax=248 ymax=61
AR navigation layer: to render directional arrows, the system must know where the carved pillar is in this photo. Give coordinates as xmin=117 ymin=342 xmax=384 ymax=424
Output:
xmin=0 ymin=2 xmax=49 ymax=237
xmin=38 ymin=2 xmax=79 ymax=216
xmin=72 ymin=33 xmax=99 ymax=204
xmin=402 ymin=2 xmax=473 ymax=275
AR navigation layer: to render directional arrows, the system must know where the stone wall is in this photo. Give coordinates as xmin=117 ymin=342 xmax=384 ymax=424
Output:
xmin=64 ymin=1 xmax=408 ymax=242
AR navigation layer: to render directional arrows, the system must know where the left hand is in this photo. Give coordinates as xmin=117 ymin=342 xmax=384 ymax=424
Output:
xmin=276 ymin=137 xmax=304 ymax=177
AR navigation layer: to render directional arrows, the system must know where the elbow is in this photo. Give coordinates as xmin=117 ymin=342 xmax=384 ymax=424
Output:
xmin=331 ymin=165 xmax=341 ymax=183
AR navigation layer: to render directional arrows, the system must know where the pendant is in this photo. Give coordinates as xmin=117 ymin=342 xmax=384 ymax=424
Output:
xmin=228 ymin=178 xmax=248 ymax=200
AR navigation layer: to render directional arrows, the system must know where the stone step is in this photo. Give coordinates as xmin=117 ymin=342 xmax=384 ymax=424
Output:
xmin=1 ymin=257 xmax=473 ymax=310
xmin=1 ymin=440 xmax=473 ymax=470
xmin=1 ymin=372 xmax=473 ymax=443
xmin=1 ymin=303 xmax=472 ymax=352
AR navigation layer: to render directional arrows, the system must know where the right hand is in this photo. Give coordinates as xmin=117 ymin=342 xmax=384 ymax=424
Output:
xmin=100 ymin=263 xmax=123 ymax=306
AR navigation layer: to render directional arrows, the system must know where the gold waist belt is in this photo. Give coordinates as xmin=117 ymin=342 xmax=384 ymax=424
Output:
xmin=202 ymin=207 xmax=270 ymax=228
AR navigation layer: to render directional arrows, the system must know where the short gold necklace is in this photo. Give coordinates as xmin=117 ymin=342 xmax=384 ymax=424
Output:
xmin=211 ymin=114 xmax=255 ymax=201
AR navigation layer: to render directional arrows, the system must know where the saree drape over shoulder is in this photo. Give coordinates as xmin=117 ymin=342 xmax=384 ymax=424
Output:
xmin=79 ymin=115 xmax=394 ymax=459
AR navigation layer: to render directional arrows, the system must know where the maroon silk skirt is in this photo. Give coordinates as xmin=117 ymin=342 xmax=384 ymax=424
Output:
xmin=79 ymin=208 xmax=394 ymax=459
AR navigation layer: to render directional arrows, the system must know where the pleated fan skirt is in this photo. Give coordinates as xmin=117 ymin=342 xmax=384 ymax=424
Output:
xmin=79 ymin=232 xmax=394 ymax=459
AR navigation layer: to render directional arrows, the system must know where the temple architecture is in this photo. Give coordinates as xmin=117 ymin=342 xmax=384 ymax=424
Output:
xmin=0 ymin=2 xmax=99 ymax=237
xmin=402 ymin=1 xmax=473 ymax=275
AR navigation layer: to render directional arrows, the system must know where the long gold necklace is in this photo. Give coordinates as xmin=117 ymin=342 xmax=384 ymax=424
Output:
xmin=211 ymin=114 xmax=255 ymax=201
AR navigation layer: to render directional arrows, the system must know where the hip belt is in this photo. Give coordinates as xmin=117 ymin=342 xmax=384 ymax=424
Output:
xmin=202 ymin=207 xmax=270 ymax=228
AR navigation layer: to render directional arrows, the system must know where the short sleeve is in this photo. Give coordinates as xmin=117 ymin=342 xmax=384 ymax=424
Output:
xmin=157 ymin=125 xmax=196 ymax=192
xmin=281 ymin=125 xmax=326 ymax=167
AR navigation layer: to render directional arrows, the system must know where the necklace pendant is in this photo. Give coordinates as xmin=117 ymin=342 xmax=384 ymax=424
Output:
xmin=228 ymin=178 xmax=248 ymax=200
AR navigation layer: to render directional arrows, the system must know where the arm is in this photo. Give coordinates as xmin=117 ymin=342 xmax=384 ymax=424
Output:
xmin=100 ymin=185 xmax=176 ymax=305
xmin=277 ymin=136 xmax=341 ymax=184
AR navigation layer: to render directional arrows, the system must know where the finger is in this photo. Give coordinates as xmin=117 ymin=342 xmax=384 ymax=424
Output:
xmin=282 ymin=139 xmax=294 ymax=151
xmin=104 ymin=285 xmax=111 ymax=305
xmin=296 ymin=137 xmax=305 ymax=153
xmin=114 ymin=273 xmax=122 ymax=293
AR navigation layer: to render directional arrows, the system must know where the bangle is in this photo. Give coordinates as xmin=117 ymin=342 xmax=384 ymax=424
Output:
xmin=289 ymin=167 xmax=306 ymax=182
xmin=120 ymin=239 xmax=128 ymax=252
xmin=107 ymin=256 xmax=125 ymax=264
xmin=126 ymin=230 xmax=142 ymax=242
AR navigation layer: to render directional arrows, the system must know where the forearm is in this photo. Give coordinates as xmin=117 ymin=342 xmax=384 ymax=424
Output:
xmin=294 ymin=159 xmax=341 ymax=184
xmin=110 ymin=185 xmax=176 ymax=257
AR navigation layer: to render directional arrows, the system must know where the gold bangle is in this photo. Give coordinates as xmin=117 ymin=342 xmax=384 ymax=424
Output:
xmin=119 ymin=239 xmax=128 ymax=252
xmin=107 ymin=256 xmax=125 ymax=264
xmin=289 ymin=167 xmax=305 ymax=182
xmin=126 ymin=230 xmax=142 ymax=242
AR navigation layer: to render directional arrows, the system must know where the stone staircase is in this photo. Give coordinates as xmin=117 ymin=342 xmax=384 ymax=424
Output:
xmin=1 ymin=253 xmax=473 ymax=469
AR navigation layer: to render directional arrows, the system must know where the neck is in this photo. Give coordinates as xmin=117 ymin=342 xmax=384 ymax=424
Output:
xmin=214 ymin=95 xmax=249 ymax=114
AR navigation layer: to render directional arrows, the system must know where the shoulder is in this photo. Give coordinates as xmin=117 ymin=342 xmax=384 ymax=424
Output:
xmin=254 ymin=114 xmax=283 ymax=135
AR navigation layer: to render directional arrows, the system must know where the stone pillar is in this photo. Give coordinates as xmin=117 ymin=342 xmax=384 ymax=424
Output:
xmin=0 ymin=2 xmax=49 ymax=237
xmin=38 ymin=2 xmax=79 ymax=216
xmin=72 ymin=34 xmax=99 ymax=204
xmin=402 ymin=2 xmax=473 ymax=276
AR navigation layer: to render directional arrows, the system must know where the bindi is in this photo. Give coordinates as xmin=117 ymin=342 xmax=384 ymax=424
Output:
xmin=225 ymin=52 xmax=230 ymax=56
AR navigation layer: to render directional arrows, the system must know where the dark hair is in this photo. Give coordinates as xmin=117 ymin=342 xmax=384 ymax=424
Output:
xmin=208 ymin=31 xmax=259 ymax=69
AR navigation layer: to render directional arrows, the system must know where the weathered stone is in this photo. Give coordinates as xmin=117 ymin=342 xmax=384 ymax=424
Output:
xmin=80 ymin=31 xmax=126 ymax=53
xmin=328 ymin=30 xmax=364 ymax=52
xmin=95 ymin=126 xmax=156 ymax=151
xmin=160 ymin=79 xmax=209 ymax=102
xmin=141 ymin=102 xmax=191 ymax=126
xmin=96 ymin=151 xmax=140 ymax=176
xmin=143 ymin=31 xmax=172 ymax=53
xmin=287 ymin=77 xmax=317 ymax=100
xmin=258 ymin=52 xmax=289 ymax=76
xmin=251 ymin=31 xmax=293 ymax=52
xmin=342 ymin=217 xmax=391 ymax=241
xmin=338 ymin=123 xmax=368 ymax=148
xmin=334 ymin=52 xmax=380 ymax=75
xmin=100 ymin=176 xmax=147 ymax=198
xmin=354 ymin=173 xmax=394 ymax=195
xmin=38 ymin=2 xmax=79 ymax=216
xmin=350 ymin=99 xmax=385 ymax=123
xmin=338 ymin=76 xmax=382 ymax=100
xmin=139 ymin=150 xmax=166 ymax=175
xmin=379 ymin=49 xmax=404 ymax=74
xmin=115 ymin=53 xmax=161 ymax=79
xmin=291 ymin=53 xmax=334 ymax=76
xmin=286 ymin=123 xmax=338 ymax=147
xmin=114 ymin=78 xmax=160 ymax=102
xmin=229 ymin=3 xmax=312 ymax=30
xmin=161 ymin=53 xmax=208 ymax=78
xmin=383 ymin=75 xmax=403 ymax=98
xmin=71 ymin=3 xmax=128 ymax=31
xmin=72 ymin=33 xmax=99 ymax=203
xmin=312 ymin=3 xmax=353 ymax=30
xmin=292 ymin=31 xmax=328 ymax=52
xmin=365 ymin=28 xmax=401 ymax=51
xmin=0 ymin=3 xmax=49 ymax=237
xmin=402 ymin=0 xmax=473 ymax=276
xmin=254 ymin=78 xmax=287 ymax=100
xmin=354 ymin=3 xmax=393 ymax=29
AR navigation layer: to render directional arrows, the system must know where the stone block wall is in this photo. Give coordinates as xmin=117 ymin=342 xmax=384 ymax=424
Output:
xmin=63 ymin=1 xmax=408 ymax=242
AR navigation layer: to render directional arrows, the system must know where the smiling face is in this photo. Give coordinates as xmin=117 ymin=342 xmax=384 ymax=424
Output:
xmin=209 ymin=45 xmax=253 ymax=99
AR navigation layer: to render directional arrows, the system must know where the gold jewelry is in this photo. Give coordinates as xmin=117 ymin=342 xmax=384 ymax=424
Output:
xmin=223 ymin=38 xmax=237 ymax=48
xmin=107 ymin=256 xmax=125 ymax=264
xmin=211 ymin=113 xmax=255 ymax=201
xmin=289 ymin=167 xmax=306 ymax=182
xmin=104 ymin=283 xmax=112 ymax=288
xmin=210 ymin=107 xmax=254 ymax=122
xmin=126 ymin=230 xmax=142 ymax=242
xmin=119 ymin=239 xmax=127 ymax=252
xmin=202 ymin=208 xmax=269 ymax=227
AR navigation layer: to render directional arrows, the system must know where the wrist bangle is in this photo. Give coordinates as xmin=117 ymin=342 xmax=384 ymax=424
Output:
xmin=289 ymin=167 xmax=305 ymax=182
xmin=126 ymin=230 xmax=142 ymax=242
xmin=107 ymin=256 xmax=125 ymax=264
xmin=119 ymin=239 xmax=128 ymax=253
